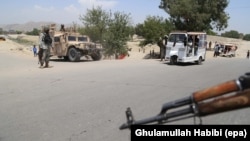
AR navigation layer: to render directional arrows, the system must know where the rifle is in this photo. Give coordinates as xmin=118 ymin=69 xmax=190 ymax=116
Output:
xmin=120 ymin=72 xmax=250 ymax=130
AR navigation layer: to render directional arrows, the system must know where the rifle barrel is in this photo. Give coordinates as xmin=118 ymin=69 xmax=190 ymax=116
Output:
xmin=119 ymin=106 xmax=194 ymax=129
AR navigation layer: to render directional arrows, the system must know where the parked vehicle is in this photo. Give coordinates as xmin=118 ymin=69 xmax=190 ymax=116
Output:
xmin=218 ymin=43 xmax=237 ymax=57
xmin=165 ymin=31 xmax=207 ymax=65
xmin=45 ymin=24 xmax=102 ymax=62
xmin=0 ymin=35 xmax=6 ymax=41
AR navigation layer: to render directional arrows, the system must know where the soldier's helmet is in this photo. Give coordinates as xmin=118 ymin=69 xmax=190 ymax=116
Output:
xmin=42 ymin=26 xmax=50 ymax=33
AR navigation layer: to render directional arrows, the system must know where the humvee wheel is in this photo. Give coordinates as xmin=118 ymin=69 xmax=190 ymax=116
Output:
xmin=68 ymin=48 xmax=80 ymax=62
xmin=91 ymin=51 xmax=102 ymax=61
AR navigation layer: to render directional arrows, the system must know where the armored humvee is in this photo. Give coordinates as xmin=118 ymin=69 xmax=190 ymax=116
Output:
xmin=47 ymin=24 xmax=102 ymax=62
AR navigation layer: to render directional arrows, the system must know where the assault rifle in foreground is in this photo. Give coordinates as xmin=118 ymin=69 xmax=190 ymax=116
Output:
xmin=120 ymin=72 xmax=250 ymax=130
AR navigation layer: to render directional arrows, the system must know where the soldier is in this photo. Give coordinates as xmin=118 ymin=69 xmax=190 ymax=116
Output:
xmin=157 ymin=36 xmax=165 ymax=61
xmin=39 ymin=26 xmax=52 ymax=68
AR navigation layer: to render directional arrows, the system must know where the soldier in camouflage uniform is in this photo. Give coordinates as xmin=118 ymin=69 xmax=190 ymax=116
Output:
xmin=38 ymin=26 xmax=52 ymax=68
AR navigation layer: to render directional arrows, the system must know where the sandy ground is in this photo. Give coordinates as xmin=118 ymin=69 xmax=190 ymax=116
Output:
xmin=0 ymin=35 xmax=36 ymax=57
xmin=1 ymin=34 xmax=249 ymax=61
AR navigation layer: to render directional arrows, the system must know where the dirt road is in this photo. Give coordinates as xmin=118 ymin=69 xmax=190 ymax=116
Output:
xmin=1 ymin=37 xmax=250 ymax=141
xmin=1 ymin=46 xmax=250 ymax=141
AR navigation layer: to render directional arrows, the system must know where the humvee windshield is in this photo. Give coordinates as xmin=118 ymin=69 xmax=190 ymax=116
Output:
xmin=68 ymin=36 xmax=76 ymax=41
xmin=168 ymin=34 xmax=186 ymax=42
xmin=78 ymin=37 xmax=88 ymax=42
xmin=54 ymin=37 xmax=60 ymax=42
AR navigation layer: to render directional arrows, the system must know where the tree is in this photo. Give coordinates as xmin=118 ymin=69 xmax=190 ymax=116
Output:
xmin=102 ymin=11 xmax=132 ymax=58
xmin=159 ymin=0 xmax=230 ymax=31
xmin=138 ymin=16 xmax=174 ymax=60
xmin=79 ymin=6 xmax=110 ymax=43
xmin=221 ymin=30 xmax=240 ymax=39
xmin=139 ymin=16 xmax=174 ymax=47
xmin=26 ymin=28 xmax=40 ymax=35
xmin=79 ymin=7 xmax=132 ymax=58
xmin=206 ymin=30 xmax=218 ymax=36
xmin=16 ymin=31 xmax=22 ymax=34
xmin=243 ymin=34 xmax=250 ymax=41
xmin=127 ymin=25 xmax=135 ymax=40
xmin=135 ymin=23 xmax=144 ymax=37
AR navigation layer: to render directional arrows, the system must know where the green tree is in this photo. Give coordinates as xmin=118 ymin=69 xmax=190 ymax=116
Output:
xmin=135 ymin=23 xmax=144 ymax=37
xmin=159 ymin=0 xmax=229 ymax=31
xmin=139 ymin=16 xmax=174 ymax=47
xmin=102 ymin=11 xmax=132 ymax=58
xmin=26 ymin=28 xmax=40 ymax=35
xmin=16 ymin=31 xmax=22 ymax=34
xmin=79 ymin=6 xmax=110 ymax=43
xmin=221 ymin=30 xmax=240 ymax=39
xmin=77 ymin=26 xmax=86 ymax=35
xmin=138 ymin=16 xmax=174 ymax=60
xmin=206 ymin=30 xmax=218 ymax=36
xmin=79 ymin=7 xmax=132 ymax=58
xmin=243 ymin=34 xmax=250 ymax=41
xmin=127 ymin=25 xmax=135 ymax=40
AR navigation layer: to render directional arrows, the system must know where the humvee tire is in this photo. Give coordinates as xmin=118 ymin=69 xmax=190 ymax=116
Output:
xmin=91 ymin=51 xmax=102 ymax=61
xmin=68 ymin=48 xmax=80 ymax=62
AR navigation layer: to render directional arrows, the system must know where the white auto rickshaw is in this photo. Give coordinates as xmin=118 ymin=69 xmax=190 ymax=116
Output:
xmin=219 ymin=43 xmax=237 ymax=57
xmin=165 ymin=31 xmax=207 ymax=65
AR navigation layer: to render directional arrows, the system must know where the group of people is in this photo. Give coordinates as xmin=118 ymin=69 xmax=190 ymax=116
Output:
xmin=32 ymin=26 xmax=52 ymax=68
xmin=186 ymin=35 xmax=199 ymax=56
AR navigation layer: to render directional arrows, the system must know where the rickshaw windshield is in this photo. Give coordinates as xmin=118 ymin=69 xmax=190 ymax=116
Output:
xmin=168 ymin=34 xmax=186 ymax=42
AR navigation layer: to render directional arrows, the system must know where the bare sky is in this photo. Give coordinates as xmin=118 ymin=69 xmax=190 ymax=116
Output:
xmin=0 ymin=0 xmax=249 ymax=34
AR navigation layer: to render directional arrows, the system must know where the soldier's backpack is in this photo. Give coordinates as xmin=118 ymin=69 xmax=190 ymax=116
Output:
xmin=43 ymin=33 xmax=52 ymax=45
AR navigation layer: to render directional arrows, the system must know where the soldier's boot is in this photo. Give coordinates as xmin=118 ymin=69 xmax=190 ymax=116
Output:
xmin=44 ymin=61 xmax=49 ymax=68
xmin=40 ymin=62 xmax=44 ymax=68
